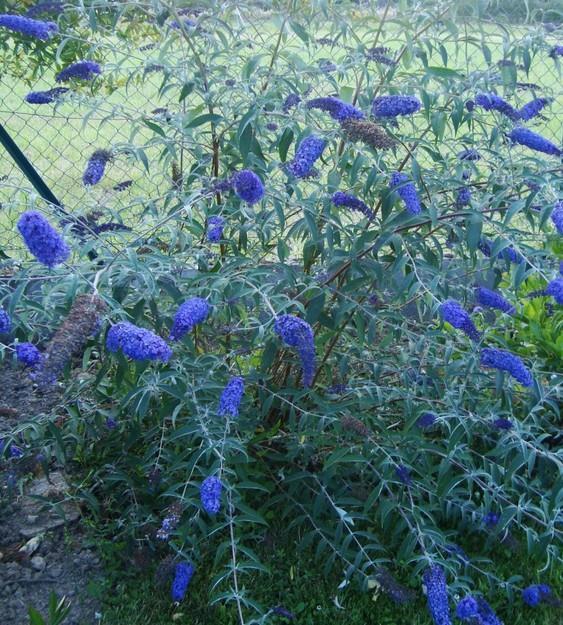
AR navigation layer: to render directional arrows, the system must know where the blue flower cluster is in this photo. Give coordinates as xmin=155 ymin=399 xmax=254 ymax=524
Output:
xmin=15 ymin=342 xmax=41 ymax=367
xmin=493 ymin=418 xmax=513 ymax=430
xmin=25 ymin=87 xmax=69 ymax=104
xmin=522 ymin=584 xmax=552 ymax=607
xmin=282 ymin=93 xmax=301 ymax=113
xmin=551 ymin=201 xmax=563 ymax=235
xmin=200 ymin=475 xmax=222 ymax=514
xmin=0 ymin=307 xmax=11 ymax=334
xmin=372 ymin=95 xmax=421 ymax=118
xmin=518 ymin=97 xmax=551 ymax=121
xmin=331 ymin=191 xmax=374 ymax=219
xmin=550 ymin=45 xmax=563 ymax=59
xmin=286 ymin=135 xmax=326 ymax=178
xmin=479 ymin=238 xmax=523 ymax=264
xmin=171 ymin=562 xmax=195 ymax=602
xmin=17 ymin=210 xmax=70 ymax=268
xmin=508 ymin=127 xmax=561 ymax=157
xmin=545 ymin=277 xmax=563 ymax=304
xmin=274 ymin=314 xmax=316 ymax=387
xmin=417 ymin=412 xmax=437 ymax=428
xmin=480 ymin=347 xmax=533 ymax=386
xmin=389 ymin=172 xmax=422 ymax=215
xmin=306 ymin=97 xmax=364 ymax=123
xmin=395 ymin=464 xmax=412 ymax=485
xmin=218 ymin=376 xmax=245 ymax=417
xmin=474 ymin=93 xmax=520 ymax=121
xmin=456 ymin=187 xmax=472 ymax=207
xmin=483 ymin=511 xmax=499 ymax=528
xmin=232 ymin=170 xmax=265 ymax=204
xmin=456 ymin=596 xmax=502 ymax=625
xmin=26 ymin=2 xmax=64 ymax=18
xmin=475 ymin=287 xmax=515 ymax=314
xmin=56 ymin=61 xmax=101 ymax=82
xmin=170 ymin=297 xmax=210 ymax=341
xmin=207 ymin=216 xmax=225 ymax=242
xmin=83 ymin=150 xmax=112 ymax=186
xmin=0 ymin=13 xmax=58 ymax=40
xmin=423 ymin=565 xmax=452 ymax=625
xmin=439 ymin=299 xmax=480 ymax=341
xmin=106 ymin=322 xmax=172 ymax=362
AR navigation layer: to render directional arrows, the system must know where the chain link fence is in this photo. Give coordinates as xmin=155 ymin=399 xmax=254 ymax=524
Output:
xmin=0 ymin=6 xmax=561 ymax=256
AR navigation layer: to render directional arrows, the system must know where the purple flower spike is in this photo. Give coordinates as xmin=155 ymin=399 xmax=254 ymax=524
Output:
xmin=200 ymin=475 xmax=222 ymax=514
xmin=508 ymin=127 xmax=561 ymax=156
xmin=389 ymin=172 xmax=422 ymax=215
xmin=171 ymin=562 xmax=195 ymax=602
xmin=480 ymin=347 xmax=533 ymax=386
xmin=439 ymin=299 xmax=480 ymax=341
xmin=17 ymin=210 xmax=70 ymax=268
xmin=232 ymin=170 xmax=264 ymax=204
xmin=545 ymin=277 xmax=563 ymax=304
xmin=331 ymin=191 xmax=374 ymax=219
xmin=0 ymin=14 xmax=58 ymax=40
xmin=423 ymin=565 xmax=452 ymax=625
xmin=56 ymin=60 xmax=101 ymax=82
xmin=170 ymin=298 xmax=210 ymax=341
xmin=25 ymin=87 xmax=69 ymax=104
xmin=274 ymin=314 xmax=316 ymax=387
xmin=106 ymin=322 xmax=172 ymax=362
xmin=0 ymin=307 xmax=11 ymax=334
xmin=306 ymin=97 xmax=364 ymax=123
xmin=372 ymin=95 xmax=421 ymax=118
xmin=286 ymin=135 xmax=326 ymax=178
xmin=218 ymin=376 xmax=245 ymax=417
xmin=15 ymin=342 xmax=42 ymax=367
xmin=475 ymin=287 xmax=515 ymax=314
xmin=551 ymin=201 xmax=563 ymax=235
xmin=474 ymin=93 xmax=520 ymax=120
xmin=207 ymin=216 xmax=225 ymax=242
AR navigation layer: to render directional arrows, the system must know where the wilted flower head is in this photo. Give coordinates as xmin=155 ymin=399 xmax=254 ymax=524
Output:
xmin=286 ymin=135 xmax=326 ymax=179
xmin=56 ymin=60 xmax=101 ymax=82
xmin=274 ymin=314 xmax=316 ymax=387
xmin=439 ymin=299 xmax=480 ymax=341
xmin=332 ymin=191 xmax=374 ymax=219
xmin=340 ymin=415 xmax=371 ymax=438
xmin=171 ymin=562 xmax=195 ymax=602
xmin=170 ymin=298 xmax=210 ymax=341
xmin=106 ymin=321 xmax=172 ymax=362
xmin=17 ymin=210 xmax=70 ymax=268
xmin=83 ymin=149 xmax=112 ymax=186
xmin=545 ymin=277 xmax=563 ymax=304
xmin=522 ymin=584 xmax=552 ymax=607
xmin=474 ymin=93 xmax=519 ymax=120
xmin=340 ymin=118 xmax=396 ymax=150
xmin=465 ymin=100 xmax=475 ymax=112
xmin=518 ymin=97 xmax=551 ymax=121
xmin=0 ymin=307 xmax=11 ymax=334
xmin=232 ymin=170 xmax=264 ymax=204
xmin=156 ymin=503 xmax=182 ymax=540
xmin=25 ymin=87 xmax=69 ymax=104
xmin=207 ymin=216 xmax=225 ymax=242
xmin=493 ymin=417 xmax=513 ymax=430
xmin=417 ymin=412 xmax=437 ymax=428
xmin=0 ymin=13 xmax=58 ymax=40
xmin=15 ymin=342 xmax=41 ymax=367
xmin=508 ymin=127 xmax=561 ymax=156
xmin=282 ymin=93 xmax=301 ymax=113
xmin=372 ymin=95 xmax=421 ymax=118
xmin=218 ymin=376 xmax=245 ymax=417
xmin=475 ymin=286 xmax=515 ymax=314
xmin=374 ymin=568 xmax=416 ymax=605
xmin=389 ymin=172 xmax=422 ymax=215
xmin=457 ymin=148 xmax=480 ymax=161
xmin=26 ymin=2 xmax=64 ymax=17
xmin=480 ymin=347 xmax=533 ymax=386
xmin=200 ymin=475 xmax=222 ymax=514
xmin=306 ymin=97 xmax=364 ymax=123
xmin=423 ymin=565 xmax=452 ymax=625
xmin=32 ymin=294 xmax=106 ymax=386
xmin=551 ymin=201 xmax=563 ymax=235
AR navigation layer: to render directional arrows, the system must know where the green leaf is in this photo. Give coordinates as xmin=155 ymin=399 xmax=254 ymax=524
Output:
xmin=185 ymin=113 xmax=223 ymax=128
xmin=27 ymin=607 xmax=46 ymax=625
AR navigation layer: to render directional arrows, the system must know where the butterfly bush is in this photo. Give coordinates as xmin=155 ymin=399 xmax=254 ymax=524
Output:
xmin=2 ymin=3 xmax=562 ymax=622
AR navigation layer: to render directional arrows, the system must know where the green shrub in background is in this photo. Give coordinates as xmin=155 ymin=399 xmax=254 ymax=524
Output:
xmin=0 ymin=1 xmax=561 ymax=623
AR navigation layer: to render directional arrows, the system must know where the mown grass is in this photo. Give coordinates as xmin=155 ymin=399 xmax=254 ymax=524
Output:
xmin=92 ymin=529 xmax=562 ymax=625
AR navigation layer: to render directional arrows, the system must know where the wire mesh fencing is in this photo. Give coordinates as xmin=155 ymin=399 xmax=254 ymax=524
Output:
xmin=0 ymin=6 xmax=561 ymax=257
